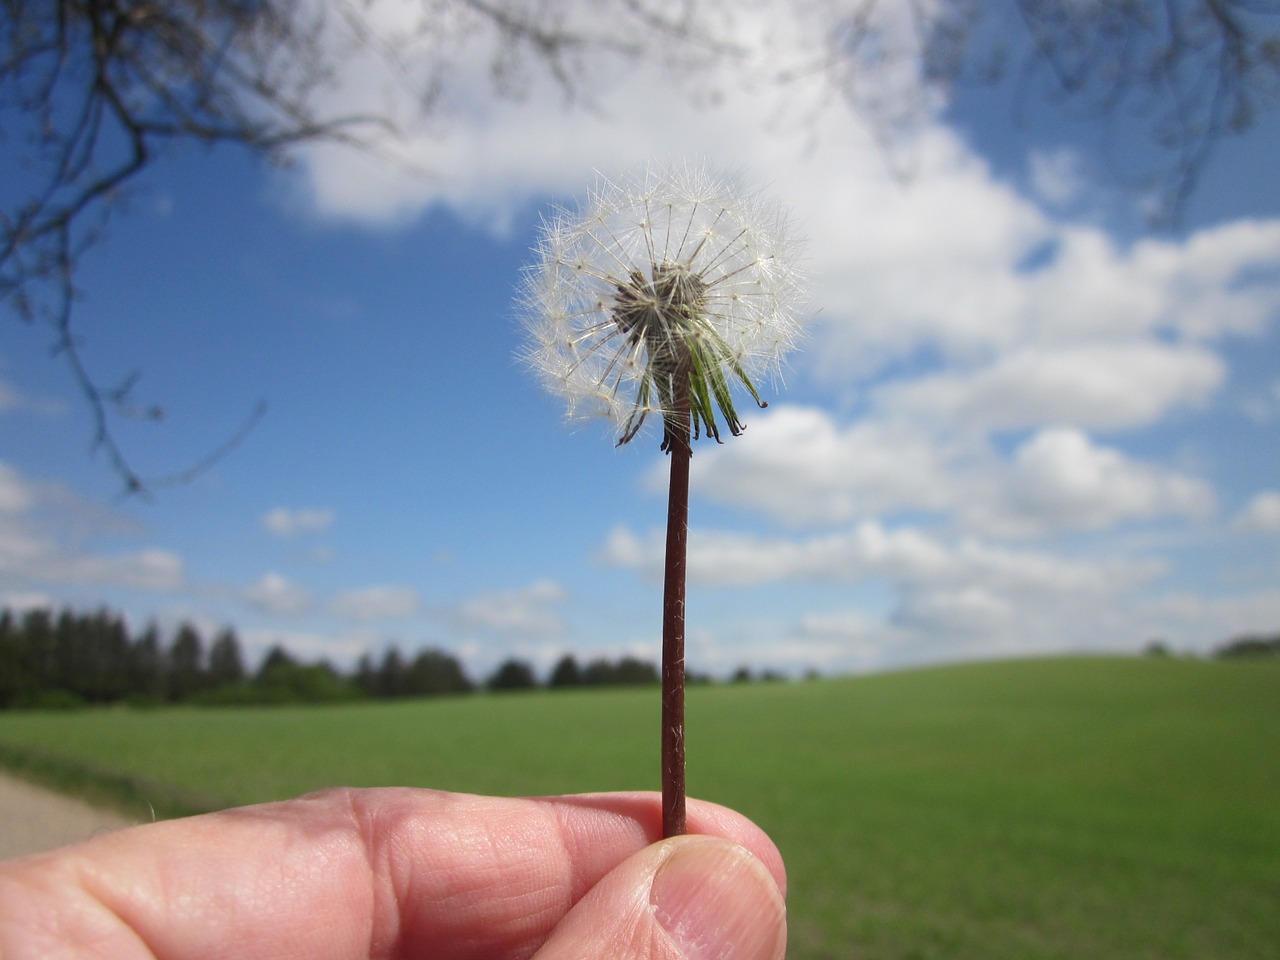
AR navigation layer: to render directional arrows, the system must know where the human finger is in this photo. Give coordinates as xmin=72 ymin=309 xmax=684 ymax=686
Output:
xmin=0 ymin=787 xmax=783 ymax=960
xmin=531 ymin=834 xmax=787 ymax=960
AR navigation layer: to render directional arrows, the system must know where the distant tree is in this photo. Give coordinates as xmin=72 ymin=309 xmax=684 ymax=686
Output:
xmin=353 ymin=653 xmax=378 ymax=696
xmin=612 ymin=657 xmax=660 ymax=686
xmin=1143 ymin=639 xmax=1173 ymax=658
xmin=548 ymin=654 xmax=582 ymax=688
xmin=51 ymin=609 xmax=86 ymax=696
xmin=488 ymin=659 xmax=536 ymax=692
xmin=403 ymin=648 xmax=474 ymax=696
xmin=249 ymin=655 xmax=355 ymax=704
xmin=578 ymin=656 xmax=659 ymax=686
xmin=376 ymin=646 xmax=407 ymax=698
xmin=0 ymin=611 xmax=29 ymax=707
xmin=256 ymin=644 xmax=298 ymax=677
xmin=580 ymin=659 xmax=611 ymax=686
xmin=1213 ymin=633 xmax=1280 ymax=659
xmin=127 ymin=622 xmax=168 ymax=703
xmin=19 ymin=609 xmax=55 ymax=689
xmin=208 ymin=628 xmax=247 ymax=687
xmin=167 ymin=623 xmax=207 ymax=702
xmin=731 ymin=666 xmax=754 ymax=684
xmin=84 ymin=608 xmax=131 ymax=701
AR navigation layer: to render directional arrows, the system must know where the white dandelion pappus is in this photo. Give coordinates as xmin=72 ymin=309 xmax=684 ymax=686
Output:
xmin=520 ymin=164 xmax=805 ymax=451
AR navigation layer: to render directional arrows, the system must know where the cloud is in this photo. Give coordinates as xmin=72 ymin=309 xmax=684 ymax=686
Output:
xmin=600 ymin=518 xmax=1177 ymax=673
xmin=238 ymin=627 xmax=377 ymax=669
xmin=0 ymin=462 xmax=184 ymax=593
xmin=677 ymin=406 xmax=950 ymax=526
xmin=1234 ymin=492 xmax=1280 ymax=534
xmin=1130 ymin=587 xmax=1280 ymax=649
xmin=244 ymin=573 xmax=313 ymax=616
xmin=0 ymin=591 xmax=56 ymax=614
xmin=330 ymin=584 xmax=421 ymax=621
xmin=61 ymin=549 xmax=184 ymax=592
xmin=0 ymin=379 xmax=66 ymax=417
xmin=968 ymin=428 xmax=1215 ymax=536
xmin=263 ymin=507 xmax=334 ymax=537
xmin=1029 ymin=147 xmax=1087 ymax=207
xmin=0 ymin=525 xmax=184 ymax=592
xmin=677 ymin=407 xmax=1213 ymax=536
xmin=877 ymin=342 xmax=1225 ymax=432
xmin=0 ymin=463 xmax=36 ymax=514
xmin=599 ymin=520 xmax=1160 ymax=593
xmin=1242 ymin=378 xmax=1280 ymax=423
xmin=439 ymin=579 xmax=568 ymax=640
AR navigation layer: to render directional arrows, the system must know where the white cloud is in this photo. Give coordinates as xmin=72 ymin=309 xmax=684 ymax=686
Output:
xmin=263 ymin=507 xmax=334 ymax=537
xmin=244 ymin=573 xmax=313 ymax=616
xmin=64 ymin=549 xmax=185 ymax=592
xmin=1242 ymin=378 xmax=1280 ymax=422
xmin=1234 ymin=492 xmax=1280 ymax=534
xmin=330 ymin=584 xmax=420 ymax=621
xmin=600 ymin=518 xmax=1175 ymax=673
xmin=0 ymin=529 xmax=184 ymax=592
xmin=440 ymin=579 xmax=568 ymax=639
xmin=1130 ymin=587 xmax=1280 ymax=650
xmin=238 ymin=627 xmax=377 ymax=669
xmin=787 ymin=609 xmax=899 ymax=671
xmin=599 ymin=520 xmax=1159 ymax=594
xmin=878 ymin=342 xmax=1224 ymax=432
xmin=0 ymin=379 xmax=65 ymax=417
xmin=0 ymin=591 xmax=54 ymax=613
xmin=678 ymin=405 xmax=951 ymax=526
xmin=1029 ymin=147 xmax=1087 ymax=207
xmin=0 ymin=462 xmax=185 ymax=593
xmin=677 ymin=407 xmax=1213 ymax=536
xmin=968 ymin=428 xmax=1215 ymax=536
xmin=0 ymin=463 xmax=36 ymax=514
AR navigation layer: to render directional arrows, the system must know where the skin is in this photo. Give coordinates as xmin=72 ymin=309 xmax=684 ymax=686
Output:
xmin=0 ymin=788 xmax=787 ymax=960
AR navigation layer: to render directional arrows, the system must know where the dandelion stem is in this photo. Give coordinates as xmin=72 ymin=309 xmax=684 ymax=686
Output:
xmin=661 ymin=370 xmax=691 ymax=839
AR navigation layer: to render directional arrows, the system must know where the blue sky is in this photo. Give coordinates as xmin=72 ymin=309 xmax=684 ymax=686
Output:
xmin=2 ymin=2 xmax=1278 ymax=680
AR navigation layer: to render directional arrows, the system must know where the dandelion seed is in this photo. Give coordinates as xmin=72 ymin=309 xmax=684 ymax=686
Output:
xmin=520 ymin=162 xmax=805 ymax=451
xmin=517 ymin=162 xmax=806 ymax=839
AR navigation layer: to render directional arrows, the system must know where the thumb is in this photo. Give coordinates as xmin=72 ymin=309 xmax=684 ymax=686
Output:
xmin=533 ymin=835 xmax=787 ymax=960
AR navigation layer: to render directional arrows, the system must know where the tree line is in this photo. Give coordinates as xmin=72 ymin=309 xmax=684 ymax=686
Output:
xmin=0 ymin=607 xmax=685 ymax=710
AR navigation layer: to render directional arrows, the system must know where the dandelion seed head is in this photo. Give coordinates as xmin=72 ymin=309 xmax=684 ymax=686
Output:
xmin=519 ymin=162 xmax=806 ymax=447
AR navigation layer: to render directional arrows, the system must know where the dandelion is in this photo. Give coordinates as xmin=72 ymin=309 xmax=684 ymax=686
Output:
xmin=521 ymin=163 xmax=804 ymax=450
xmin=519 ymin=162 xmax=806 ymax=837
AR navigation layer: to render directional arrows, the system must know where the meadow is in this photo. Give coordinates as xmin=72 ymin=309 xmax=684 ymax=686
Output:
xmin=1 ymin=655 xmax=1277 ymax=960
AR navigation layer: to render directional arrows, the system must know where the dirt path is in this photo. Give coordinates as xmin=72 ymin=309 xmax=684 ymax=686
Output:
xmin=0 ymin=771 xmax=137 ymax=861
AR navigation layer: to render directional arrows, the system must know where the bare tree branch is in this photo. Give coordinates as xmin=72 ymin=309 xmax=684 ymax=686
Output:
xmin=988 ymin=0 xmax=1278 ymax=221
xmin=2 ymin=0 xmax=397 ymax=493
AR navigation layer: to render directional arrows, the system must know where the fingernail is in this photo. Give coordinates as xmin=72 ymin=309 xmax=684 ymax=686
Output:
xmin=650 ymin=839 xmax=786 ymax=960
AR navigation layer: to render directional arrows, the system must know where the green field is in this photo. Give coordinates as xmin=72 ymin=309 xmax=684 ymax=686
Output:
xmin=1 ymin=656 xmax=1277 ymax=959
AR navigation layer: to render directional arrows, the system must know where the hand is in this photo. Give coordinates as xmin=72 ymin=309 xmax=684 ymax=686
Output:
xmin=0 ymin=787 xmax=786 ymax=960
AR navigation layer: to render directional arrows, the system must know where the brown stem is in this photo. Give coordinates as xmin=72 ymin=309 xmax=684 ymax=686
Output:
xmin=661 ymin=376 xmax=691 ymax=839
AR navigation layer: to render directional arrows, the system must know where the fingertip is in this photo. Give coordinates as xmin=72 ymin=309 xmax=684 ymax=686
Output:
xmin=532 ymin=835 xmax=786 ymax=960
xmin=650 ymin=837 xmax=787 ymax=960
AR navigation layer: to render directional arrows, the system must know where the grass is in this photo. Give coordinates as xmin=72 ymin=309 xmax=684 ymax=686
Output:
xmin=1 ymin=655 xmax=1277 ymax=960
